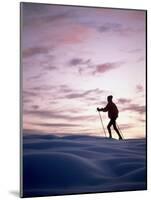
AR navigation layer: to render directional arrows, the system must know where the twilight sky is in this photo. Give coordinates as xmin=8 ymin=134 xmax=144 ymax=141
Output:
xmin=22 ymin=3 xmax=146 ymax=138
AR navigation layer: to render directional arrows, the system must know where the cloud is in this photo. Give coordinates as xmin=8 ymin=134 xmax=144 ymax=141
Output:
xmin=30 ymin=85 xmax=55 ymax=92
xmin=136 ymin=84 xmax=144 ymax=93
xmin=65 ymin=88 xmax=104 ymax=99
xmin=126 ymin=48 xmax=143 ymax=53
xmin=31 ymin=122 xmax=80 ymax=127
xmin=45 ymin=66 xmax=57 ymax=71
xmin=92 ymin=62 xmax=122 ymax=75
xmin=32 ymin=105 xmax=39 ymax=110
xmin=136 ymin=56 xmax=145 ymax=63
xmin=23 ymin=90 xmax=38 ymax=98
xmin=59 ymin=85 xmax=74 ymax=93
xmin=23 ymin=3 xmax=93 ymax=49
xmin=23 ymin=46 xmax=50 ymax=58
xmin=24 ymin=109 xmax=95 ymax=121
xmin=23 ymin=91 xmax=37 ymax=105
xmin=98 ymin=22 xmax=141 ymax=36
xmin=98 ymin=23 xmax=122 ymax=33
xmin=122 ymin=104 xmax=145 ymax=115
xmin=24 ymin=86 xmax=105 ymax=106
xmin=67 ymin=58 xmax=92 ymax=75
xmin=137 ymin=118 xmax=145 ymax=123
xmin=24 ymin=110 xmax=68 ymax=120
xmin=65 ymin=92 xmax=89 ymax=99
xmin=23 ymin=90 xmax=40 ymax=106
xmin=23 ymin=98 xmax=33 ymax=104
xmin=69 ymin=58 xmax=91 ymax=66
xmin=118 ymin=98 xmax=132 ymax=104
xmin=119 ymin=123 xmax=134 ymax=130
xmin=60 ymin=24 xmax=93 ymax=45
xmin=27 ymin=73 xmax=46 ymax=81
xmin=23 ymin=128 xmax=43 ymax=134
xmin=68 ymin=59 xmax=124 ymax=76
xmin=69 ymin=58 xmax=83 ymax=66
xmin=43 ymin=12 xmax=71 ymax=23
xmin=22 ymin=3 xmax=71 ymax=25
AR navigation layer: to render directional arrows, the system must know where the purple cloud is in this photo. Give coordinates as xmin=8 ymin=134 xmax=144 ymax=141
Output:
xmin=23 ymin=128 xmax=44 ymax=134
xmin=44 ymin=11 xmax=71 ymax=23
xmin=24 ymin=109 xmax=95 ymax=121
xmin=98 ymin=22 xmax=141 ymax=36
xmin=30 ymin=85 xmax=55 ymax=92
xmin=137 ymin=118 xmax=145 ymax=123
xmin=65 ymin=88 xmax=104 ymax=99
xmin=127 ymin=48 xmax=143 ymax=53
xmin=136 ymin=84 xmax=144 ymax=93
xmin=92 ymin=62 xmax=121 ymax=74
xmin=119 ymin=123 xmax=134 ymax=130
xmin=136 ymin=56 xmax=145 ymax=63
xmin=122 ymin=104 xmax=145 ymax=114
xmin=98 ymin=23 xmax=122 ymax=33
xmin=31 ymin=122 xmax=80 ymax=127
xmin=45 ymin=66 xmax=57 ymax=71
xmin=22 ymin=3 xmax=71 ymax=25
xmin=65 ymin=92 xmax=89 ymax=99
xmin=23 ymin=46 xmax=50 ymax=58
xmin=69 ymin=58 xmax=91 ymax=66
xmin=23 ymin=90 xmax=38 ymax=98
xmin=118 ymin=98 xmax=132 ymax=104
xmin=27 ymin=73 xmax=46 ymax=81
xmin=59 ymin=85 xmax=74 ymax=93
xmin=32 ymin=105 xmax=39 ymax=110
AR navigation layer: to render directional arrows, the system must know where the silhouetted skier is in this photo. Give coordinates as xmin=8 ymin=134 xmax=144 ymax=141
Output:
xmin=97 ymin=95 xmax=123 ymax=140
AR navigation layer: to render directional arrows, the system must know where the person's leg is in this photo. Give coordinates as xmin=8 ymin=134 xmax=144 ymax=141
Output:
xmin=112 ymin=119 xmax=123 ymax=139
xmin=107 ymin=120 xmax=113 ymax=138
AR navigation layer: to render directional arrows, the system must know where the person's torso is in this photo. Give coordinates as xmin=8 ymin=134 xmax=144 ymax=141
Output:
xmin=107 ymin=102 xmax=119 ymax=119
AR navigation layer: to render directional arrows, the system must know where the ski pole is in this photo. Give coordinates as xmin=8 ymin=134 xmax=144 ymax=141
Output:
xmin=98 ymin=111 xmax=107 ymax=137
xmin=116 ymin=123 xmax=124 ymax=139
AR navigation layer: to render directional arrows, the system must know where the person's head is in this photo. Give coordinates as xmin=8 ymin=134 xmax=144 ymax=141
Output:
xmin=107 ymin=95 xmax=113 ymax=102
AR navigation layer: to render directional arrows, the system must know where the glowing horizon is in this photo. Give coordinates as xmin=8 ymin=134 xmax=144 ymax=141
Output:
xmin=22 ymin=3 xmax=146 ymax=139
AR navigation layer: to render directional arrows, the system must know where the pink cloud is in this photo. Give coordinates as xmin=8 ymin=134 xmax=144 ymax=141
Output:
xmin=122 ymin=103 xmax=145 ymax=114
xmin=118 ymin=98 xmax=132 ymax=104
xmin=136 ymin=84 xmax=144 ymax=93
xmin=60 ymin=24 xmax=93 ymax=45
xmin=23 ymin=46 xmax=49 ymax=58
xmin=93 ymin=62 xmax=120 ymax=74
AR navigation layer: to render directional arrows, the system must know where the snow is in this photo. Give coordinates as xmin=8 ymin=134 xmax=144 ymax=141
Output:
xmin=22 ymin=134 xmax=147 ymax=197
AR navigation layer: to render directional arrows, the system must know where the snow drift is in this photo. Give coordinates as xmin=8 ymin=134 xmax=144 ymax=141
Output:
xmin=22 ymin=134 xmax=147 ymax=197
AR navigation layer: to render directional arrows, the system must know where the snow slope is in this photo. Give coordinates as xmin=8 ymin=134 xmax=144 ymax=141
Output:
xmin=22 ymin=134 xmax=147 ymax=197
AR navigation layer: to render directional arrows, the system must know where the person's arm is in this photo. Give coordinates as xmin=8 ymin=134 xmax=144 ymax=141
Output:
xmin=97 ymin=107 xmax=103 ymax=112
xmin=102 ymin=103 xmax=109 ymax=112
xmin=97 ymin=104 xmax=109 ymax=112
